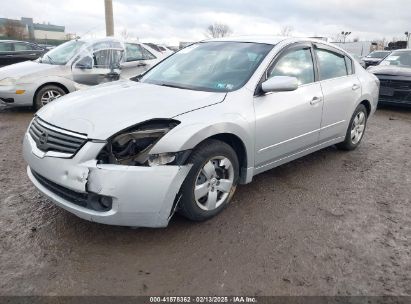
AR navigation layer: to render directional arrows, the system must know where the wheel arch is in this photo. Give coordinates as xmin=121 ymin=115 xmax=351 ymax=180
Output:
xmin=200 ymin=133 xmax=248 ymax=184
xmin=33 ymin=82 xmax=70 ymax=106
xmin=151 ymin=122 xmax=254 ymax=184
xmin=359 ymin=99 xmax=371 ymax=116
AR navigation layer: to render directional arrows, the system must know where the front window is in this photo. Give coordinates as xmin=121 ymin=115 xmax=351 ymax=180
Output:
xmin=380 ymin=51 xmax=411 ymax=68
xmin=40 ymin=40 xmax=86 ymax=65
xmin=140 ymin=42 xmax=273 ymax=92
xmin=268 ymin=48 xmax=315 ymax=85
xmin=366 ymin=51 xmax=389 ymax=59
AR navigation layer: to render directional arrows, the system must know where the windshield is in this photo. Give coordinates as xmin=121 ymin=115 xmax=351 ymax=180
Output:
xmin=380 ymin=51 xmax=411 ymax=67
xmin=366 ymin=51 xmax=389 ymax=59
xmin=40 ymin=40 xmax=86 ymax=65
xmin=140 ymin=42 xmax=273 ymax=92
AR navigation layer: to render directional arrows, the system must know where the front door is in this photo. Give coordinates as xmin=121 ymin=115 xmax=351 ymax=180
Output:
xmin=254 ymin=44 xmax=323 ymax=169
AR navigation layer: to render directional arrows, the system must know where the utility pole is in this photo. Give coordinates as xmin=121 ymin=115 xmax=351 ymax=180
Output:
xmin=105 ymin=0 xmax=114 ymax=37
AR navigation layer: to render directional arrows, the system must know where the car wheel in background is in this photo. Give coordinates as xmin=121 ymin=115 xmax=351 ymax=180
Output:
xmin=337 ymin=104 xmax=368 ymax=151
xmin=34 ymin=85 xmax=66 ymax=110
xmin=178 ymin=139 xmax=239 ymax=222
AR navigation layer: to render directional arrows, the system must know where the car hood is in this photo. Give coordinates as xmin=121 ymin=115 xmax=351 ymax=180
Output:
xmin=0 ymin=61 xmax=60 ymax=80
xmin=368 ymin=65 xmax=411 ymax=77
xmin=37 ymin=80 xmax=226 ymax=139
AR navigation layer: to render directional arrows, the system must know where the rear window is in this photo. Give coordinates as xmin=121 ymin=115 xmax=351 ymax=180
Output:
xmin=14 ymin=43 xmax=34 ymax=51
xmin=316 ymin=49 xmax=348 ymax=80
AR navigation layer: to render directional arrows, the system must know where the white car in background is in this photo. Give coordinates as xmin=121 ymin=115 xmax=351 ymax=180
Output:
xmin=0 ymin=38 xmax=167 ymax=109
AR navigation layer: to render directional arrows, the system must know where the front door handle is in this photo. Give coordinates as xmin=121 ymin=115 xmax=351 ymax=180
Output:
xmin=310 ymin=96 xmax=322 ymax=105
xmin=352 ymin=84 xmax=361 ymax=91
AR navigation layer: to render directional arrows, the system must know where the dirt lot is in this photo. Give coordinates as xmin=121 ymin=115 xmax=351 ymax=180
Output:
xmin=0 ymin=106 xmax=410 ymax=296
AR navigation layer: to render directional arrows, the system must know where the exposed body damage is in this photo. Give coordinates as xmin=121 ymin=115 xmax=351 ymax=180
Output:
xmin=23 ymin=132 xmax=191 ymax=227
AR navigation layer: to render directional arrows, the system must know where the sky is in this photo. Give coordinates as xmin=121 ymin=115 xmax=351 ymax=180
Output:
xmin=1 ymin=0 xmax=410 ymax=45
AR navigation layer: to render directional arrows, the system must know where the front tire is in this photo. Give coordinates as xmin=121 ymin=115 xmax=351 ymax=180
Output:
xmin=178 ymin=139 xmax=239 ymax=222
xmin=337 ymin=104 xmax=368 ymax=151
xmin=34 ymin=85 xmax=66 ymax=110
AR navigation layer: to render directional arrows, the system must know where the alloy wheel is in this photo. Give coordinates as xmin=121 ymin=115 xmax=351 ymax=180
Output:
xmin=194 ymin=156 xmax=235 ymax=211
xmin=41 ymin=90 xmax=62 ymax=106
xmin=351 ymin=111 xmax=366 ymax=145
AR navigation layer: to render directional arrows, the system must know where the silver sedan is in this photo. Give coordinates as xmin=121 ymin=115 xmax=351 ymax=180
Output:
xmin=23 ymin=36 xmax=380 ymax=227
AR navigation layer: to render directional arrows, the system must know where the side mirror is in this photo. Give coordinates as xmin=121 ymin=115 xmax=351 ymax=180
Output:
xmin=75 ymin=57 xmax=93 ymax=70
xmin=261 ymin=76 xmax=299 ymax=93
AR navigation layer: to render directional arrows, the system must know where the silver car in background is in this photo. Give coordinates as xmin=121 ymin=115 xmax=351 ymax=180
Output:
xmin=0 ymin=38 xmax=166 ymax=109
xmin=23 ymin=36 xmax=379 ymax=227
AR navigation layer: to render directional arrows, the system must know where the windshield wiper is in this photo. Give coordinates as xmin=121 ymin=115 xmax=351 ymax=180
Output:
xmin=158 ymin=83 xmax=187 ymax=90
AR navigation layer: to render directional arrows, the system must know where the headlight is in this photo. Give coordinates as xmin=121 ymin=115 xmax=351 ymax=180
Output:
xmin=97 ymin=119 xmax=180 ymax=166
xmin=0 ymin=77 xmax=18 ymax=86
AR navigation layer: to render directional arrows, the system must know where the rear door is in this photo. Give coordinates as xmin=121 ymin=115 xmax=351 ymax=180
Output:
xmin=314 ymin=44 xmax=362 ymax=142
xmin=0 ymin=42 xmax=15 ymax=67
xmin=254 ymin=43 xmax=324 ymax=169
xmin=121 ymin=43 xmax=158 ymax=79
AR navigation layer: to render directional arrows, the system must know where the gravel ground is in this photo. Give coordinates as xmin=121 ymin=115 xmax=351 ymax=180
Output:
xmin=0 ymin=106 xmax=410 ymax=296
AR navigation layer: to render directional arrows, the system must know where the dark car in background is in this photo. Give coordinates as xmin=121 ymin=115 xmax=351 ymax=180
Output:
xmin=369 ymin=49 xmax=411 ymax=107
xmin=362 ymin=50 xmax=391 ymax=68
xmin=0 ymin=40 xmax=46 ymax=67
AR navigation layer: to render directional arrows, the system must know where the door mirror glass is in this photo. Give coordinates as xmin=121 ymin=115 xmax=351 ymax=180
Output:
xmin=261 ymin=76 xmax=298 ymax=93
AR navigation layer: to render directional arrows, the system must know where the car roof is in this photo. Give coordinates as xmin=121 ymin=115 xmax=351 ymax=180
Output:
xmin=0 ymin=40 xmax=33 ymax=43
xmin=205 ymin=36 xmax=289 ymax=45
xmin=204 ymin=35 xmax=345 ymax=49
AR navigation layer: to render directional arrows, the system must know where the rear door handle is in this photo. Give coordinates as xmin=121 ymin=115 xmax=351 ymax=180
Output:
xmin=310 ymin=96 xmax=322 ymax=105
xmin=352 ymin=84 xmax=361 ymax=91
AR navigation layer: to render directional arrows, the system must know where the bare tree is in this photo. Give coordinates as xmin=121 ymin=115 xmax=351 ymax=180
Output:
xmin=3 ymin=20 xmax=27 ymax=39
xmin=331 ymin=32 xmax=345 ymax=42
xmin=373 ymin=37 xmax=387 ymax=50
xmin=279 ymin=25 xmax=294 ymax=37
xmin=205 ymin=23 xmax=232 ymax=38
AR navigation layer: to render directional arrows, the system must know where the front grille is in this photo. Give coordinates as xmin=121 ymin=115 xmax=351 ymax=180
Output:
xmin=379 ymin=79 xmax=411 ymax=90
xmin=29 ymin=117 xmax=87 ymax=155
xmin=377 ymin=77 xmax=411 ymax=105
xmin=32 ymin=170 xmax=89 ymax=208
xmin=31 ymin=170 xmax=112 ymax=212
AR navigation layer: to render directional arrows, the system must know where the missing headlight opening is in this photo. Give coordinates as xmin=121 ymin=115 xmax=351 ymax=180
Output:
xmin=97 ymin=119 xmax=180 ymax=166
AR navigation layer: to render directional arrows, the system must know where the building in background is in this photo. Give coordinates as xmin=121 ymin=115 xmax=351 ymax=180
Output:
xmin=0 ymin=17 xmax=72 ymax=44
xmin=331 ymin=41 xmax=376 ymax=56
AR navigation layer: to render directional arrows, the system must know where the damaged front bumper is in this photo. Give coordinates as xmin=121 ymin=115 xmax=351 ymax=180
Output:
xmin=23 ymin=133 xmax=191 ymax=227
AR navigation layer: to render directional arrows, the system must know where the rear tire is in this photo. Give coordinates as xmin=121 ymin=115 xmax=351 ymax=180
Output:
xmin=34 ymin=85 xmax=66 ymax=110
xmin=178 ymin=139 xmax=239 ymax=222
xmin=337 ymin=104 xmax=368 ymax=151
